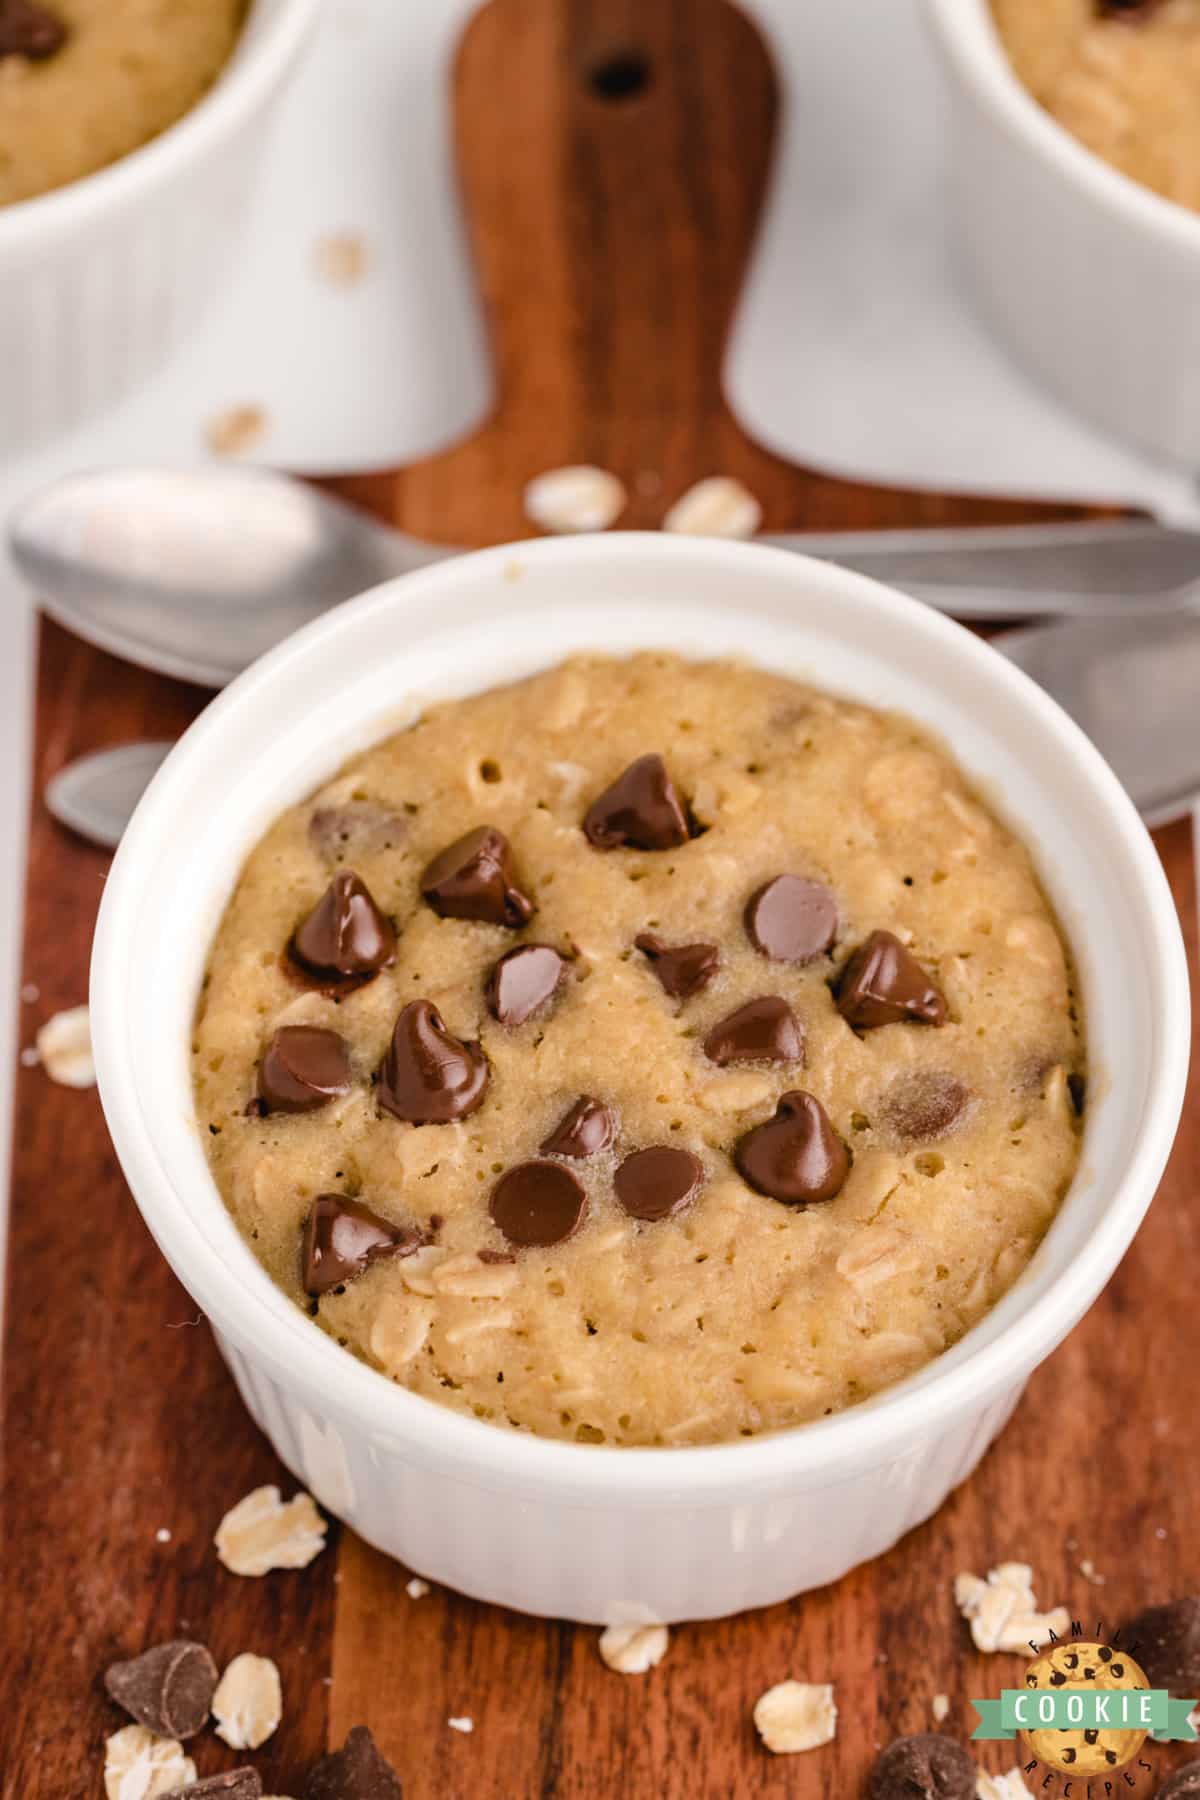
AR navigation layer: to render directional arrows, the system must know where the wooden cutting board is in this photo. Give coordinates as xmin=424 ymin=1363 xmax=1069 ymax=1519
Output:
xmin=2 ymin=3 xmax=1196 ymax=1795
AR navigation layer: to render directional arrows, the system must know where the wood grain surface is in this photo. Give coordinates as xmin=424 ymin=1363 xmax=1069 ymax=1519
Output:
xmin=1 ymin=2 xmax=1195 ymax=1796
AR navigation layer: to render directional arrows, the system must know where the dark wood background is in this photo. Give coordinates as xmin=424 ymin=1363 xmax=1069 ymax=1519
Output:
xmin=2 ymin=2 xmax=1196 ymax=1794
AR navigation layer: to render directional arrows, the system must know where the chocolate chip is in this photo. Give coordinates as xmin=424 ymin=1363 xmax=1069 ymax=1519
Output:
xmin=734 ymin=1091 xmax=849 ymax=1205
xmin=420 ymin=826 xmax=533 ymax=927
xmin=1120 ymin=1598 xmax=1200 ymax=1696
xmin=258 ymin=1026 xmax=352 ymax=1115
xmin=540 ymin=1095 xmax=615 ymax=1159
xmin=486 ymin=944 xmax=566 ymax=1025
xmin=490 ymin=1160 xmax=587 ymax=1247
xmin=0 ymin=0 xmax=66 ymax=59
xmin=302 ymin=1196 xmax=422 ymax=1296
xmin=703 ymin=996 xmax=804 ymax=1066
xmin=868 ymin=1733 xmax=975 ymax=1800
xmin=1158 ymin=1766 xmax=1200 ymax=1798
xmin=104 ymin=1640 xmax=218 ymax=1740
xmin=744 ymin=875 xmax=837 ymax=963
xmin=614 ymin=1146 xmax=704 ymax=1221
xmin=290 ymin=871 xmax=396 ymax=984
xmin=162 ymin=1776 xmax=262 ymax=1800
xmin=583 ymin=754 xmax=691 ymax=850
xmin=836 ymin=930 xmax=946 ymax=1029
xmin=881 ymin=1072 xmax=970 ymax=1144
xmin=303 ymin=1726 xmax=403 ymax=1800
xmin=309 ymin=801 xmax=405 ymax=865
xmin=634 ymin=932 xmax=720 ymax=1000
xmin=378 ymin=1000 xmax=489 ymax=1124
xmin=1100 ymin=0 xmax=1162 ymax=16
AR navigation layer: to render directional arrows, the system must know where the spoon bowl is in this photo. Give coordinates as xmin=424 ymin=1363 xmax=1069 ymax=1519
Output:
xmin=10 ymin=466 xmax=448 ymax=687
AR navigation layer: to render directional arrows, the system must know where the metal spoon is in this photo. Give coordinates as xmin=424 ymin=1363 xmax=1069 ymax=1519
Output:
xmin=12 ymin=466 xmax=1200 ymax=690
xmin=46 ymin=607 xmax=1200 ymax=849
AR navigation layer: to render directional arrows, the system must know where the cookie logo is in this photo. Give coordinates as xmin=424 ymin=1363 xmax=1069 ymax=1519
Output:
xmin=1020 ymin=1641 xmax=1149 ymax=1775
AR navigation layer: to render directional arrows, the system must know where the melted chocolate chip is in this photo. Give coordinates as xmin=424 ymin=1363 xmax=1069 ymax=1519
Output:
xmin=378 ymin=1000 xmax=489 ymax=1124
xmin=104 ymin=1640 xmax=218 ymax=1740
xmin=734 ymin=1091 xmax=849 ymax=1205
xmin=614 ymin=1146 xmax=704 ymax=1221
xmin=258 ymin=1026 xmax=352 ymax=1115
xmin=881 ymin=1072 xmax=970 ymax=1144
xmin=540 ymin=1095 xmax=615 ymax=1159
xmin=583 ymin=754 xmax=691 ymax=850
xmin=162 ymin=1776 xmax=261 ymax=1800
xmin=1120 ymin=1598 xmax=1200 ymax=1696
xmin=634 ymin=932 xmax=720 ymax=1000
xmin=420 ymin=826 xmax=533 ymax=927
xmin=1158 ymin=1766 xmax=1200 ymax=1799
xmin=486 ymin=943 xmax=566 ymax=1026
xmin=703 ymin=996 xmax=804 ymax=1066
xmin=301 ymin=1196 xmax=421 ymax=1296
xmin=303 ymin=1726 xmax=403 ymax=1800
xmin=309 ymin=801 xmax=405 ymax=865
xmin=290 ymin=871 xmax=396 ymax=984
xmin=490 ymin=1160 xmax=587 ymax=1247
xmin=0 ymin=0 xmax=66 ymax=59
xmin=744 ymin=875 xmax=837 ymax=963
xmin=836 ymin=930 xmax=946 ymax=1029
xmin=868 ymin=1734 xmax=975 ymax=1800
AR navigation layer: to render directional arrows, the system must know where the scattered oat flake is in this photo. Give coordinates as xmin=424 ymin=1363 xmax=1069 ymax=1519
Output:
xmin=931 ymin=1693 xmax=951 ymax=1723
xmin=206 ymin=404 xmax=267 ymax=457
xmin=1079 ymin=1557 xmax=1106 ymax=1585
xmin=976 ymin=1772 xmax=1034 ymax=1798
xmin=313 ymin=230 xmax=371 ymax=288
xmin=20 ymin=1045 xmax=38 ymax=1067
xmin=155 ymin=1529 xmax=171 ymax=1544
xmin=103 ymin=1725 xmax=195 ymax=1800
xmin=214 ymin=1484 xmax=326 ymax=1576
xmin=406 ymin=1577 xmax=430 ymax=1599
xmin=524 ymin=465 xmax=627 ymax=534
xmin=955 ymin=1562 xmax=1068 ymax=1654
xmin=447 ymin=1716 xmax=474 ymax=1734
xmin=21 ymin=981 xmax=38 ymax=1002
xmin=662 ymin=474 xmax=762 ymax=539
xmin=598 ymin=1621 xmax=670 ymax=1674
xmin=212 ymin=1652 xmax=282 ymax=1749
xmin=753 ymin=1681 xmax=838 ymax=1754
xmin=36 ymin=1003 xmax=95 ymax=1087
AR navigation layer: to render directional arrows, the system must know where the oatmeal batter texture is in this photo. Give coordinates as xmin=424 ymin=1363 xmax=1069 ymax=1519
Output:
xmin=991 ymin=0 xmax=1200 ymax=213
xmin=0 ymin=0 xmax=246 ymax=207
xmin=193 ymin=655 xmax=1084 ymax=1448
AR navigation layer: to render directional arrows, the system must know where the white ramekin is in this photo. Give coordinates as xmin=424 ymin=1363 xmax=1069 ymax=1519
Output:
xmin=0 ymin=0 xmax=318 ymax=456
xmin=91 ymin=536 xmax=1189 ymax=1624
xmin=924 ymin=0 xmax=1200 ymax=466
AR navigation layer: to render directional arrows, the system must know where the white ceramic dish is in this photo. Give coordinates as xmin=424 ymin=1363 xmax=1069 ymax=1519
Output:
xmin=91 ymin=535 xmax=1189 ymax=1624
xmin=924 ymin=0 xmax=1200 ymax=467
xmin=0 ymin=0 xmax=318 ymax=455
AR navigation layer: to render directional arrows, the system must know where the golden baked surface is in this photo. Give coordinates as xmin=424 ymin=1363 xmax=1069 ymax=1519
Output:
xmin=0 ymin=0 xmax=246 ymax=207
xmin=193 ymin=654 xmax=1084 ymax=1447
xmin=991 ymin=0 xmax=1200 ymax=212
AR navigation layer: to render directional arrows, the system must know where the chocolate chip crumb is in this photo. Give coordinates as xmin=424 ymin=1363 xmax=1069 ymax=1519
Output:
xmin=1119 ymin=1597 xmax=1200 ymax=1696
xmin=634 ymin=932 xmax=720 ymax=1000
xmin=303 ymin=1726 xmax=403 ymax=1800
xmin=162 ymin=1774 xmax=262 ymax=1800
xmin=0 ymin=0 xmax=66 ymax=60
xmin=836 ymin=931 xmax=946 ymax=1029
xmin=378 ymin=1000 xmax=489 ymax=1124
xmin=583 ymin=754 xmax=692 ymax=851
xmin=1157 ymin=1764 xmax=1200 ymax=1798
xmin=867 ymin=1733 xmax=975 ymax=1800
xmin=744 ymin=875 xmax=837 ymax=964
xmin=104 ymin=1640 xmax=218 ymax=1740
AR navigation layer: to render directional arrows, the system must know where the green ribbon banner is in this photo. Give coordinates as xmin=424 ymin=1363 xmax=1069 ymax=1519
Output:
xmin=971 ymin=1688 xmax=1198 ymax=1742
